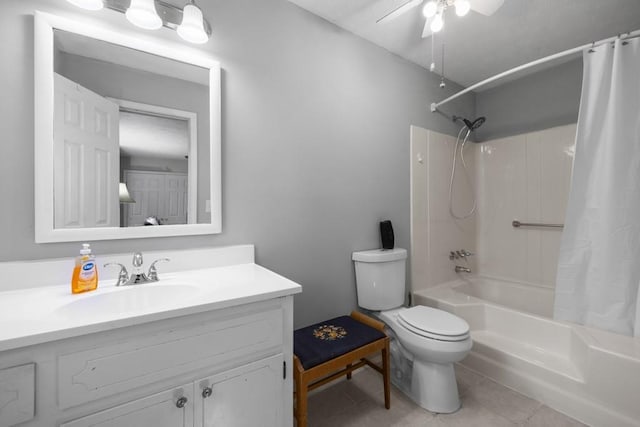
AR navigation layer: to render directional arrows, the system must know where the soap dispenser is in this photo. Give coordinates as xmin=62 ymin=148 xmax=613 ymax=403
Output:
xmin=71 ymin=243 xmax=98 ymax=294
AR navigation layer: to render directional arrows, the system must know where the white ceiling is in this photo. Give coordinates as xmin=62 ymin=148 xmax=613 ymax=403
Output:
xmin=287 ymin=0 xmax=640 ymax=89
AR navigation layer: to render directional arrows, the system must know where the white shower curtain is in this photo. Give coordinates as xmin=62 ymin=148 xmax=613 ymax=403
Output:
xmin=554 ymin=37 xmax=640 ymax=337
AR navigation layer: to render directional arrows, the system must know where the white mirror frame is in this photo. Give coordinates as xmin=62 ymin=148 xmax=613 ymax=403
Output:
xmin=34 ymin=11 xmax=221 ymax=243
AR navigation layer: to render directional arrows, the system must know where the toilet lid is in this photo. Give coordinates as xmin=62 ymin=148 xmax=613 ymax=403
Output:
xmin=398 ymin=306 xmax=470 ymax=341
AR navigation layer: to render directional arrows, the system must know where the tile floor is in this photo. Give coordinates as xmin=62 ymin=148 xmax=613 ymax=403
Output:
xmin=305 ymin=364 xmax=587 ymax=427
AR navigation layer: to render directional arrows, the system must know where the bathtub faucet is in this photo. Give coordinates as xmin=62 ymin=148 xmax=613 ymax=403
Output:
xmin=455 ymin=266 xmax=472 ymax=273
xmin=449 ymin=249 xmax=474 ymax=260
xmin=457 ymin=249 xmax=474 ymax=258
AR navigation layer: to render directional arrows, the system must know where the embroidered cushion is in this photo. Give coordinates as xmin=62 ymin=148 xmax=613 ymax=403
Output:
xmin=294 ymin=315 xmax=386 ymax=370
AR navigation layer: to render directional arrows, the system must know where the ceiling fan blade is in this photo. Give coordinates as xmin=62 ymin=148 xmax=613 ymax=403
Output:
xmin=470 ymin=0 xmax=504 ymax=16
xmin=421 ymin=17 xmax=433 ymax=38
xmin=377 ymin=0 xmax=424 ymax=24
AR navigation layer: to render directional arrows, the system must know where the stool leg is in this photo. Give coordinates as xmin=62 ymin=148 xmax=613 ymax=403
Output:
xmin=346 ymin=363 xmax=352 ymax=380
xmin=295 ymin=374 xmax=308 ymax=427
xmin=382 ymin=340 xmax=391 ymax=409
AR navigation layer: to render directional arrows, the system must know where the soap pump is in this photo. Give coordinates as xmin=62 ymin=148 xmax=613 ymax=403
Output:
xmin=71 ymin=243 xmax=98 ymax=294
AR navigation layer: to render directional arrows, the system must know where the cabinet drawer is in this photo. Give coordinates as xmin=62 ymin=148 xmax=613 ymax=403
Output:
xmin=0 ymin=364 xmax=35 ymax=427
xmin=58 ymin=306 xmax=283 ymax=409
xmin=61 ymin=384 xmax=193 ymax=427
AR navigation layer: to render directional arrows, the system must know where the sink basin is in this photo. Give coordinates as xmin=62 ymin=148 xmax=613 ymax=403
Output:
xmin=56 ymin=284 xmax=203 ymax=317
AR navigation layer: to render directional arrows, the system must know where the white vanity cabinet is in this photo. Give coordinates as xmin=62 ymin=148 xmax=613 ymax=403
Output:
xmin=62 ymin=353 xmax=285 ymax=427
xmin=0 ymin=295 xmax=295 ymax=427
xmin=0 ymin=248 xmax=301 ymax=427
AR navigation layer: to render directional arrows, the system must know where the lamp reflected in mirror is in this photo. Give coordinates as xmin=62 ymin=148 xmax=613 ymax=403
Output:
xmin=119 ymin=183 xmax=136 ymax=204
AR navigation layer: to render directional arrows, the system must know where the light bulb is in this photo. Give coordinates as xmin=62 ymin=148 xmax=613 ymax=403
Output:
xmin=422 ymin=1 xmax=438 ymax=18
xmin=177 ymin=3 xmax=209 ymax=44
xmin=126 ymin=0 xmax=162 ymax=30
xmin=455 ymin=0 xmax=471 ymax=16
xmin=66 ymin=0 xmax=103 ymax=11
xmin=430 ymin=13 xmax=444 ymax=32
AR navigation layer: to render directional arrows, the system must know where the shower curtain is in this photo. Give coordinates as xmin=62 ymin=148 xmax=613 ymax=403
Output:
xmin=554 ymin=37 xmax=640 ymax=337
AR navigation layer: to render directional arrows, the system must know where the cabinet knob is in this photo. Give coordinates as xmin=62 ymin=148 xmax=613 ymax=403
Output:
xmin=176 ymin=396 xmax=188 ymax=408
xmin=202 ymin=387 xmax=213 ymax=398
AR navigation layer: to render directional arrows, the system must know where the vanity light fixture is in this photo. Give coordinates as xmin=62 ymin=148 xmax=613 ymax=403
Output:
xmin=126 ymin=0 xmax=162 ymax=30
xmin=177 ymin=1 xmax=208 ymax=44
xmin=65 ymin=0 xmax=212 ymax=44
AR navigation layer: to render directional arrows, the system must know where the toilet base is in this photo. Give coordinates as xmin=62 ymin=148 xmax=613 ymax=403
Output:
xmin=411 ymin=360 xmax=461 ymax=414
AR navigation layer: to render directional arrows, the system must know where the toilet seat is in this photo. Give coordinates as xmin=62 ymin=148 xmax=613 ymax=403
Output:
xmin=398 ymin=306 xmax=470 ymax=342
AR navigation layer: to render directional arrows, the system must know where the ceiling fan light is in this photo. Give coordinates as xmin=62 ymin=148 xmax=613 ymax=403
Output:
xmin=66 ymin=0 xmax=103 ymax=11
xmin=430 ymin=13 xmax=444 ymax=32
xmin=177 ymin=3 xmax=209 ymax=44
xmin=455 ymin=0 xmax=471 ymax=16
xmin=422 ymin=1 xmax=438 ymax=18
xmin=126 ymin=0 xmax=163 ymax=30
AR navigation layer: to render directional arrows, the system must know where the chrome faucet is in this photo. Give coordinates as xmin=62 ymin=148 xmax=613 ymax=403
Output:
xmin=103 ymin=263 xmax=130 ymax=286
xmin=104 ymin=252 xmax=170 ymax=286
xmin=457 ymin=249 xmax=474 ymax=258
xmin=455 ymin=266 xmax=472 ymax=273
xmin=450 ymin=249 xmax=474 ymax=260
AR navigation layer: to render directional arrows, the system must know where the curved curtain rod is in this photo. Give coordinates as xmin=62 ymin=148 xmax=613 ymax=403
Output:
xmin=430 ymin=28 xmax=640 ymax=113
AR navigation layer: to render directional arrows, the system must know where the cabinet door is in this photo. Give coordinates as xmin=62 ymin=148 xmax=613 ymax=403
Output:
xmin=61 ymin=384 xmax=193 ymax=427
xmin=195 ymin=354 xmax=284 ymax=427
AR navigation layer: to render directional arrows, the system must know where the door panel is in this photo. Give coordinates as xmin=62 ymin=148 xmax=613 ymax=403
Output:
xmin=124 ymin=171 xmax=188 ymax=226
xmin=54 ymin=73 xmax=119 ymax=228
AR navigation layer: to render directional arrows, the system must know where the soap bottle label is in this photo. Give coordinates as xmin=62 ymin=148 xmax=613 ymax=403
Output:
xmin=80 ymin=260 xmax=96 ymax=280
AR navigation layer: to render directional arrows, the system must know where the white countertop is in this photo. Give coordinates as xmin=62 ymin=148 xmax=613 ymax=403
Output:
xmin=0 ymin=263 xmax=301 ymax=352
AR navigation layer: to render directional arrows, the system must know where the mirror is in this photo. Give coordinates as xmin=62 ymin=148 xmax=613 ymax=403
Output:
xmin=35 ymin=12 xmax=221 ymax=242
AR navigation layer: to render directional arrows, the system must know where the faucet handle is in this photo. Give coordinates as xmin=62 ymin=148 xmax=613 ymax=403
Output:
xmin=147 ymin=258 xmax=170 ymax=282
xmin=132 ymin=252 xmax=143 ymax=267
xmin=131 ymin=252 xmax=144 ymax=274
xmin=104 ymin=263 xmax=129 ymax=286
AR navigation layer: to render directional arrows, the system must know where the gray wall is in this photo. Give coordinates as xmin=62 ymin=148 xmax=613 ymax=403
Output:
xmin=475 ymin=58 xmax=583 ymax=141
xmin=0 ymin=0 xmax=474 ymax=328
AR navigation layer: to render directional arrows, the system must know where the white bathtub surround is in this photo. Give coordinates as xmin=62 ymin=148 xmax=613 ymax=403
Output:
xmin=410 ymin=126 xmax=477 ymax=291
xmin=0 ymin=245 xmax=301 ymax=426
xmin=475 ymin=123 xmax=576 ymax=288
xmin=414 ymin=276 xmax=640 ymax=427
xmin=555 ymin=38 xmax=640 ymax=337
xmin=410 ymin=123 xmax=575 ymax=293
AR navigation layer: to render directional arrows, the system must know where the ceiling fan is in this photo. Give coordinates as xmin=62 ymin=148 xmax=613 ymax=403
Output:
xmin=377 ymin=0 xmax=504 ymax=38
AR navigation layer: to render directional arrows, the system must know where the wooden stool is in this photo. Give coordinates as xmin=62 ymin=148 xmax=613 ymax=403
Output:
xmin=293 ymin=311 xmax=390 ymax=427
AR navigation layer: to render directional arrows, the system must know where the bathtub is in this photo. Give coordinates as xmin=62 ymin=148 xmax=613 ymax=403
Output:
xmin=413 ymin=276 xmax=640 ymax=427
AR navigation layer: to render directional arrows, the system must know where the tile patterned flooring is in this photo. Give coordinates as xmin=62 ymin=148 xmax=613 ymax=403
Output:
xmin=305 ymin=364 xmax=587 ymax=427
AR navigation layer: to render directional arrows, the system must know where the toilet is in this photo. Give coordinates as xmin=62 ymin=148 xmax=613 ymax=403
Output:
xmin=352 ymin=248 xmax=472 ymax=413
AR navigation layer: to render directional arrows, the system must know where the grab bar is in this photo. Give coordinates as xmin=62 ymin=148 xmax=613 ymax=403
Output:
xmin=512 ymin=220 xmax=564 ymax=229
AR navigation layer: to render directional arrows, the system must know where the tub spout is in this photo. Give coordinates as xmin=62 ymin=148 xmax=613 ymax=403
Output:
xmin=455 ymin=266 xmax=471 ymax=273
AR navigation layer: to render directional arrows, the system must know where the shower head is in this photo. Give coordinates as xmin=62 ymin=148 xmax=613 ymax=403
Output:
xmin=462 ymin=117 xmax=486 ymax=132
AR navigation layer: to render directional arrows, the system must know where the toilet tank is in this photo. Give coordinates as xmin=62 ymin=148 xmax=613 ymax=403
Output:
xmin=352 ymin=248 xmax=407 ymax=310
